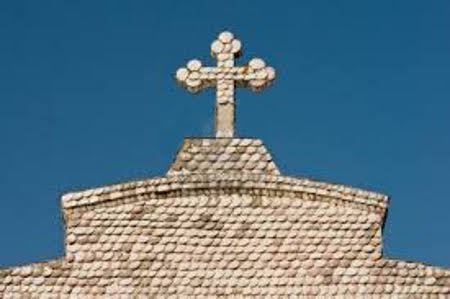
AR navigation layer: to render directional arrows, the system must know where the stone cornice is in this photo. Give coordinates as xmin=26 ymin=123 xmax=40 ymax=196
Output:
xmin=61 ymin=174 xmax=388 ymax=215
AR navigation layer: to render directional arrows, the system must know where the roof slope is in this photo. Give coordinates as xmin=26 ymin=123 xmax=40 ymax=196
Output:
xmin=1 ymin=138 xmax=449 ymax=298
xmin=2 ymin=191 xmax=449 ymax=297
xmin=167 ymin=138 xmax=280 ymax=176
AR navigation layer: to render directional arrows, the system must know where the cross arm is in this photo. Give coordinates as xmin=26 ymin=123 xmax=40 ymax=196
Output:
xmin=175 ymin=58 xmax=276 ymax=93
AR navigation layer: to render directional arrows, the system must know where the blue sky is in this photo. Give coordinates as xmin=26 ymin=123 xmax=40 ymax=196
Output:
xmin=0 ymin=0 xmax=449 ymax=268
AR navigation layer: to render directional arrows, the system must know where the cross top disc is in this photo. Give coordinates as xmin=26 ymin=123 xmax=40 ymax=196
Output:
xmin=175 ymin=31 xmax=276 ymax=138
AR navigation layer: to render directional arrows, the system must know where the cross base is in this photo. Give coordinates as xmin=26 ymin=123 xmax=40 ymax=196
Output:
xmin=215 ymin=102 xmax=235 ymax=137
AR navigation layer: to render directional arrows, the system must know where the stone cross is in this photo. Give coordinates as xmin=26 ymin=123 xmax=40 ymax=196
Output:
xmin=175 ymin=31 xmax=276 ymax=138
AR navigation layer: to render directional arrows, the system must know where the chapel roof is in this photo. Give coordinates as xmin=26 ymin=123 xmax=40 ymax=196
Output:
xmin=1 ymin=31 xmax=449 ymax=298
xmin=1 ymin=166 xmax=449 ymax=297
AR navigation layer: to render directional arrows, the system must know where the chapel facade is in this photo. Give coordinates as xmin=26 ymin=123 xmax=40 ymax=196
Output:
xmin=1 ymin=31 xmax=449 ymax=298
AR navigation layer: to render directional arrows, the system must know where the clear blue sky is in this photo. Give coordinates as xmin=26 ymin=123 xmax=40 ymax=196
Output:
xmin=0 ymin=0 xmax=449 ymax=268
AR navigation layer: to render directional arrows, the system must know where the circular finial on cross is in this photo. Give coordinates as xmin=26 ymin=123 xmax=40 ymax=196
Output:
xmin=249 ymin=58 xmax=266 ymax=70
xmin=187 ymin=59 xmax=202 ymax=71
xmin=211 ymin=31 xmax=242 ymax=57
xmin=218 ymin=31 xmax=234 ymax=43
xmin=175 ymin=68 xmax=189 ymax=81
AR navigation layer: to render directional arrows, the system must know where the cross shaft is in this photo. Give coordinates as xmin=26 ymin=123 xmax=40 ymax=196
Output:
xmin=175 ymin=31 xmax=276 ymax=137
